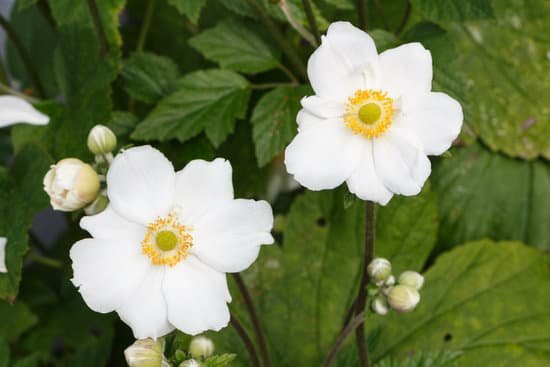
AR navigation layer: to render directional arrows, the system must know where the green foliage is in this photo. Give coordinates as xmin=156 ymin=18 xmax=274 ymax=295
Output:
xmin=0 ymin=301 xmax=37 ymax=342
xmin=411 ymin=0 xmax=493 ymax=21
xmin=203 ymin=354 xmax=237 ymax=367
xmin=167 ymin=0 xmax=207 ymax=24
xmin=376 ymin=350 xmax=462 ymax=367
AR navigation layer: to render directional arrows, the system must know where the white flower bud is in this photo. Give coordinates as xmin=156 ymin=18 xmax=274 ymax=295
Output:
xmin=179 ymin=360 xmax=201 ymax=367
xmin=367 ymin=258 xmax=391 ymax=283
xmin=371 ymin=295 xmax=389 ymax=315
xmin=87 ymin=124 xmax=117 ymax=154
xmin=385 ymin=275 xmax=395 ymax=286
xmin=387 ymin=285 xmax=420 ymax=313
xmin=398 ymin=271 xmax=424 ymax=290
xmin=125 ymin=338 xmax=170 ymax=367
xmin=43 ymin=158 xmax=100 ymax=211
xmin=189 ymin=336 xmax=214 ymax=359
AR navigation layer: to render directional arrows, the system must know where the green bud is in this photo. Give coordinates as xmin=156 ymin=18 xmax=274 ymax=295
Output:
xmin=189 ymin=336 xmax=214 ymax=359
xmin=367 ymin=258 xmax=392 ymax=283
xmin=387 ymin=285 xmax=420 ymax=313
xmin=87 ymin=124 xmax=117 ymax=154
xmin=398 ymin=271 xmax=424 ymax=290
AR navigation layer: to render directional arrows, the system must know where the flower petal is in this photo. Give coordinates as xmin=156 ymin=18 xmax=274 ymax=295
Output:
xmin=70 ymin=238 xmax=151 ymax=313
xmin=80 ymin=205 xmax=145 ymax=243
xmin=373 ymin=128 xmax=431 ymax=196
xmin=399 ymin=92 xmax=463 ymax=155
xmin=164 ymin=256 xmax=231 ymax=335
xmin=0 ymin=96 xmax=49 ymax=127
xmin=285 ymin=114 xmax=364 ymax=190
xmin=117 ymin=267 xmax=174 ymax=339
xmin=0 ymin=237 xmax=6 ymax=273
xmin=107 ymin=146 xmax=175 ymax=225
xmin=377 ymin=43 xmax=432 ymax=98
xmin=346 ymin=140 xmax=393 ymax=205
xmin=300 ymin=96 xmax=345 ymax=119
xmin=308 ymin=22 xmax=377 ymax=101
xmin=174 ymin=158 xmax=234 ymax=225
xmin=191 ymin=199 xmax=274 ymax=273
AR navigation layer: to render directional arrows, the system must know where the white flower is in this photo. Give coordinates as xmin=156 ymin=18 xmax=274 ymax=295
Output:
xmin=43 ymin=158 xmax=101 ymax=211
xmin=70 ymin=146 xmax=274 ymax=339
xmin=0 ymin=95 xmax=49 ymax=127
xmin=189 ymin=336 xmax=214 ymax=359
xmin=387 ymin=285 xmax=420 ymax=312
xmin=367 ymin=257 xmax=391 ymax=283
xmin=398 ymin=270 xmax=424 ymax=290
xmin=0 ymin=237 xmax=7 ymax=273
xmin=284 ymin=22 xmax=463 ymax=205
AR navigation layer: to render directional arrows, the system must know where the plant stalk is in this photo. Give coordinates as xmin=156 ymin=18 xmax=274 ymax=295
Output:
xmin=322 ymin=312 xmax=366 ymax=367
xmin=301 ymin=0 xmax=320 ymax=46
xmin=137 ymin=0 xmax=156 ymax=51
xmin=86 ymin=0 xmax=110 ymax=56
xmin=230 ymin=316 xmax=261 ymax=367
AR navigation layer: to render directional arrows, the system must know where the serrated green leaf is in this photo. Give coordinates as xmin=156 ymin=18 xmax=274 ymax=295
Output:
xmin=251 ymin=86 xmax=309 ymax=167
xmin=376 ymin=350 xmax=462 ymax=367
xmin=411 ymin=0 xmax=493 ymax=21
xmin=0 ymin=301 xmax=37 ymax=342
xmin=370 ymin=29 xmax=400 ymax=52
xmin=106 ymin=111 xmax=139 ymax=137
xmin=121 ymin=52 xmax=180 ymax=104
xmin=168 ymin=0 xmax=206 ymax=24
xmin=189 ymin=19 xmax=280 ymax=74
xmin=204 ymin=354 xmax=237 ymax=367
xmin=16 ymin=0 xmax=38 ymax=11
xmin=132 ymin=69 xmax=250 ymax=147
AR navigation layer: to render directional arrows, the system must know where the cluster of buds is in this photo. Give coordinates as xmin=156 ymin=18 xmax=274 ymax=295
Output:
xmin=367 ymin=257 xmax=424 ymax=315
xmin=43 ymin=124 xmax=117 ymax=213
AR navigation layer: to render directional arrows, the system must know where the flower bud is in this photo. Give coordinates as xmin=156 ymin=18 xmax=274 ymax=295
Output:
xmin=189 ymin=336 xmax=214 ymax=359
xmin=367 ymin=258 xmax=391 ymax=283
xmin=87 ymin=124 xmax=117 ymax=154
xmin=387 ymin=285 xmax=420 ymax=313
xmin=398 ymin=271 xmax=424 ymax=290
xmin=125 ymin=338 xmax=169 ymax=367
xmin=385 ymin=275 xmax=395 ymax=287
xmin=371 ymin=294 xmax=388 ymax=315
xmin=179 ymin=360 xmax=201 ymax=367
xmin=43 ymin=158 xmax=100 ymax=211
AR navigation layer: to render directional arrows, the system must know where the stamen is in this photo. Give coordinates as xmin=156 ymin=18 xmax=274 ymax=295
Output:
xmin=344 ymin=89 xmax=394 ymax=138
xmin=142 ymin=212 xmax=192 ymax=267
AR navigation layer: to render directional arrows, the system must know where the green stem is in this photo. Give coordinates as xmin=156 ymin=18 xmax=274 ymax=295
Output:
xmin=28 ymin=253 xmax=63 ymax=268
xmin=322 ymin=312 xmax=366 ymax=367
xmin=136 ymin=0 xmax=156 ymax=51
xmin=251 ymin=82 xmax=297 ymax=90
xmin=356 ymin=0 xmax=367 ymax=30
xmin=301 ymin=0 xmax=320 ymax=46
xmin=0 ymin=82 xmax=40 ymax=103
xmin=86 ymin=0 xmax=110 ymax=56
xmin=278 ymin=63 xmax=299 ymax=84
xmin=230 ymin=316 xmax=261 ymax=367
xmin=0 ymin=14 xmax=45 ymax=97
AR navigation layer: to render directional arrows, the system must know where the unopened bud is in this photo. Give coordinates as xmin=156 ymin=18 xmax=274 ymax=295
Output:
xmin=387 ymin=285 xmax=420 ymax=313
xmin=371 ymin=295 xmax=389 ymax=315
xmin=398 ymin=271 xmax=424 ymax=290
xmin=189 ymin=336 xmax=214 ymax=359
xmin=124 ymin=338 xmax=169 ymax=367
xmin=179 ymin=360 xmax=201 ymax=367
xmin=367 ymin=258 xmax=391 ymax=283
xmin=385 ymin=275 xmax=395 ymax=286
xmin=87 ymin=124 xmax=117 ymax=154
xmin=43 ymin=158 xmax=100 ymax=211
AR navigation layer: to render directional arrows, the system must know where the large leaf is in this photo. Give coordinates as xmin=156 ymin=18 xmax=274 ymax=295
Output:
xmin=432 ymin=143 xmax=550 ymax=250
xmin=132 ymin=69 xmax=250 ymax=147
xmin=167 ymin=0 xmax=206 ymax=24
xmin=370 ymin=240 xmax=550 ymax=366
xmin=189 ymin=19 xmax=280 ymax=74
xmin=0 ymin=301 xmax=37 ymax=342
xmin=411 ymin=0 xmax=493 ymax=21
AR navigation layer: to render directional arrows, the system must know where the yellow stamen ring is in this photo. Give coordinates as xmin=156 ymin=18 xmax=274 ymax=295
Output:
xmin=344 ymin=90 xmax=394 ymax=138
xmin=142 ymin=212 xmax=192 ymax=267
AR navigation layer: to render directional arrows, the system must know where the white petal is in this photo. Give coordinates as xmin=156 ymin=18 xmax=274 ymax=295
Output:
xmin=0 ymin=237 xmax=6 ymax=273
xmin=117 ymin=267 xmax=174 ymax=339
xmin=308 ymin=22 xmax=377 ymax=101
xmin=373 ymin=128 xmax=431 ymax=196
xmin=80 ymin=205 xmax=145 ymax=242
xmin=163 ymin=256 xmax=231 ymax=335
xmin=70 ymin=238 xmax=151 ymax=313
xmin=399 ymin=92 xmax=463 ymax=155
xmin=377 ymin=43 xmax=432 ymax=98
xmin=174 ymin=158 xmax=234 ymax=225
xmin=0 ymin=96 xmax=49 ymax=127
xmin=284 ymin=114 xmax=364 ymax=190
xmin=107 ymin=146 xmax=176 ymax=225
xmin=346 ymin=140 xmax=393 ymax=205
xmin=191 ymin=199 xmax=274 ymax=273
xmin=300 ymin=96 xmax=345 ymax=119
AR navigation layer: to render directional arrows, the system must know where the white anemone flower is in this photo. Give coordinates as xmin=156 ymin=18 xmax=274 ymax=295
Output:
xmin=70 ymin=146 xmax=274 ymax=339
xmin=0 ymin=95 xmax=49 ymax=127
xmin=0 ymin=237 xmax=7 ymax=273
xmin=284 ymin=22 xmax=463 ymax=205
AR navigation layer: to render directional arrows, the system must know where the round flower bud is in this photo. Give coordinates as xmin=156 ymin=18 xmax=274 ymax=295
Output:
xmin=189 ymin=336 xmax=214 ymax=359
xmin=87 ymin=124 xmax=117 ymax=154
xmin=179 ymin=360 xmax=201 ymax=367
xmin=385 ymin=275 xmax=396 ymax=287
xmin=124 ymin=338 xmax=167 ymax=367
xmin=387 ymin=285 xmax=420 ymax=313
xmin=398 ymin=271 xmax=424 ymax=290
xmin=43 ymin=158 xmax=100 ymax=211
xmin=367 ymin=257 xmax=391 ymax=283
xmin=371 ymin=295 xmax=389 ymax=315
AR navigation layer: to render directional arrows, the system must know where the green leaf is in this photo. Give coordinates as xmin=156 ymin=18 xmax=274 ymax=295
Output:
xmin=132 ymin=69 xmax=250 ymax=147
xmin=121 ymin=52 xmax=180 ymax=104
xmin=370 ymin=240 xmax=550 ymax=366
xmin=411 ymin=0 xmax=493 ymax=21
xmin=370 ymin=29 xmax=400 ymax=52
xmin=323 ymin=0 xmax=354 ymax=10
xmin=251 ymin=86 xmax=309 ymax=167
xmin=0 ymin=338 xmax=7 ymax=367
xmin=12 ymin=354 xmax=39 ymax=367
xmin=0 ymin=301 xmax=37 ymax=342
xmin=167 ymin=0 xmax=207 ymax=24
xmin=376 ymin=350 xmax=462 ymax=367
xmin=106 ymin=111 xmax=139 ymax=137
xmin=203 ymin=354 xmax=237 ymax=367
xmin=432 ymin=143 xmax=550 ymax=250
xmin=17 ymin=0 xmax=38 ymax=11
xmin=189 ymin=19 xmax=280 ymax=74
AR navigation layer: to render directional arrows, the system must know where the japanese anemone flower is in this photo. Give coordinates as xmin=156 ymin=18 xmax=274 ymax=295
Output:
xmin=70 ymin=146 xmax=274 ymax=339
xmin=284 ymin=22 xmax=463 ymax=205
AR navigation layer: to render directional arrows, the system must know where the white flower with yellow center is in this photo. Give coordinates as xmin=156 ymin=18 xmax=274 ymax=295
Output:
xmin=70 ymin=146 xmax=274 ymax=339
xmin=284 ymin=22 xmax=463 ymax=205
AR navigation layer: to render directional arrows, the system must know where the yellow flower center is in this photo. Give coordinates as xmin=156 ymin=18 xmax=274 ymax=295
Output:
xmin=142 ymin=212 xmax=193 ymax=267
xmin=344 ymin=89 xmax=394 ymax=138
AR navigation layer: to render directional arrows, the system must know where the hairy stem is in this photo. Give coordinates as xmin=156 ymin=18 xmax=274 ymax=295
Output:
xmin=137 ymin=0 xmax=156 ymax=51
xmin=322 ymin=312 xmax=366 ymax=367
xmin=86 ymin=0 xmax=110 ymax=56
xmin=301 ymin=0 xmax=320 ymax=46
xmin=230 ymin=316 xmax=261 ymax=367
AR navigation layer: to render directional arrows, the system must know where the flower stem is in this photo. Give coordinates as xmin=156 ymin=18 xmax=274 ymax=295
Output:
xmin=355 ymin=201 xmax=375 ymax=367
xmin=278 ymin=0 xmax=316 ymax=47
xmin=232 ymin=273 xmax=271 ymax=367
xmin=356 ymin=0 xmax=367 ymax=30
xmin=230 ymin=315 xmax=261 ymax=367
xmin=301 ymin=0 xmax=320 ymax=46
xmin=0 ymin=14 xmax=45 ymax=98
xmin=322 ymin=311 xmax=365 ymax=367
xmin=277 ymin=63 xmax=299 ymax=84
xmin=27 ymin=252 xmax=63 ymax=268
xmin=0 ymin=82 xmax=40 ymax=103
xmin=86 ymin=0 xmax=110 ymax=56
xmin=136 ymin=0 xmax=156 ymax=51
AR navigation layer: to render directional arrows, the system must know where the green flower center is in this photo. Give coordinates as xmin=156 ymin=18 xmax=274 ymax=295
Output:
xmin=358 ymin=102 xmax=382 ymax=125
xmin=155 ymin=230 xmax=178 ymax=252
